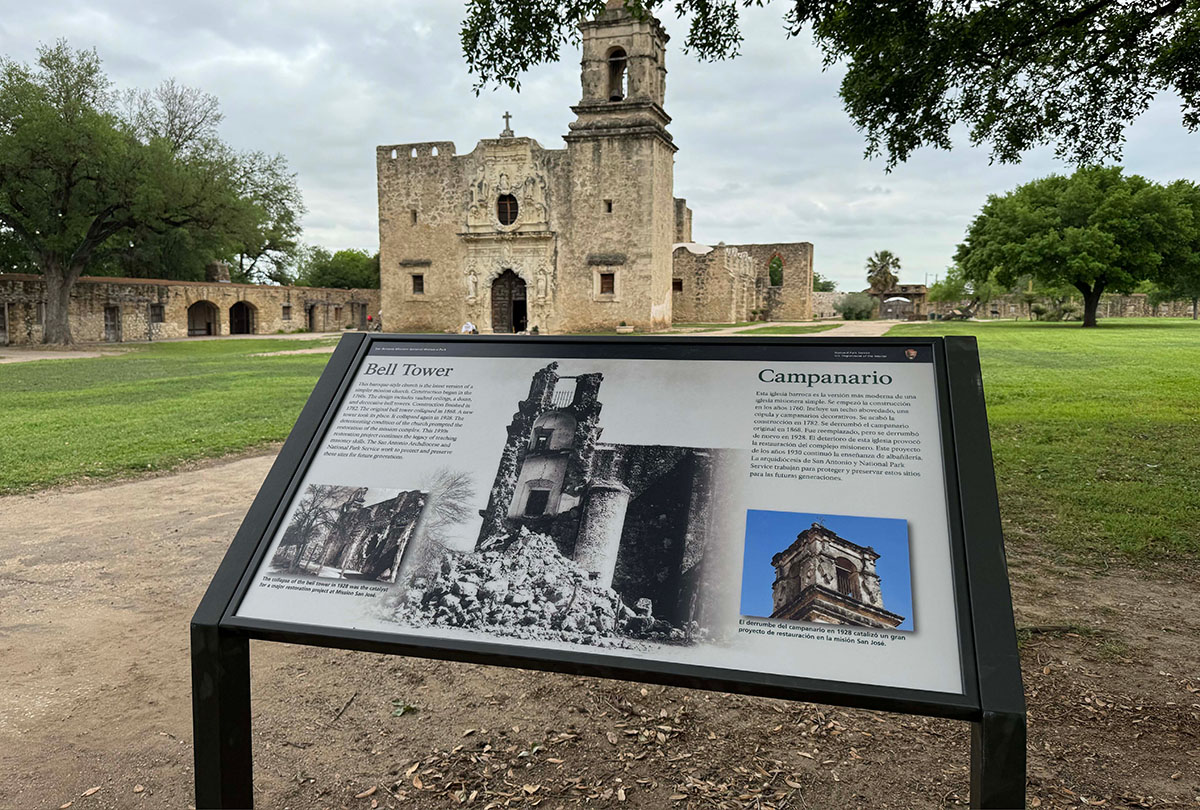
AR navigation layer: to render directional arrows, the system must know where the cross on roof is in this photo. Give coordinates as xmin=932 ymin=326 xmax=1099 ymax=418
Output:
xmin=500 ymin=111 xmax=514 ymax=138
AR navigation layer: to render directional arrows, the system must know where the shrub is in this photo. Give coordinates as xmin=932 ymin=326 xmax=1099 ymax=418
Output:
xmin=834 ymin=292 xmax=876 ymax=320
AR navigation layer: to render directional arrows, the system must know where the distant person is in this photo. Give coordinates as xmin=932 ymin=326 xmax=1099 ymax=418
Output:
xmin=461 ymin=320 xmax=477 ymax=334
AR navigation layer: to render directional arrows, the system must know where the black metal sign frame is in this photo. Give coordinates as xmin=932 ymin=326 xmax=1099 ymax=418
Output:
xmin=191 ymin=333 xmax=1025 ymax=808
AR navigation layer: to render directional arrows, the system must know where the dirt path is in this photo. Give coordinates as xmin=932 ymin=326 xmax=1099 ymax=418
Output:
xmin=1 ymin=453 xmax=1196 ymax=809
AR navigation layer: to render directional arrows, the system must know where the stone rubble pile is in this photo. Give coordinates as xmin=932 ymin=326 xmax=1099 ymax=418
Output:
xmin=394 ymin=528 xmax=685 ymax=647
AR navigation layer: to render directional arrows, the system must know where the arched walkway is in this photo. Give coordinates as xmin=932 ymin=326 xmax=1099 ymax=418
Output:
xmin=491 ymin=270 xmax=527 ymax=333
xmin=187 ymin=301 xmax=219 ymax=336
xmin=229 ymin=301 xmax=257 ymax=334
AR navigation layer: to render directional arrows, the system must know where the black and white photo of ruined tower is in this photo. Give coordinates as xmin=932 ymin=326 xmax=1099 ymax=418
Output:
xmin=770 ymin=523 xmax=905 ymax=630
xmin=271 ymin=485 xmax=427 ymax=583
xmin=394 ymin=362 xmax=743 ymax=648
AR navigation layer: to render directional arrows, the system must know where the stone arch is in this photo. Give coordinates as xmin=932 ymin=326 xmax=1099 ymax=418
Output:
xmin=768 ymin=253 xmax=784 ymax=287
xmin=834 ymin=556 xmax=860 ymax=600
xmin=187 ymin=300 xmax=219 ymax=336
xmin=490 ymin=269 xmax=528 ymax=333
xmin=229 ymin=300 xmax=257 ymax=334
xmin=607 ymin=47 xmax=627 ymax=101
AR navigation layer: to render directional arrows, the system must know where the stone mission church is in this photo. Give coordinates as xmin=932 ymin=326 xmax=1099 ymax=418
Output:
xmin=376 ymin=2 xmax=813 ymax=333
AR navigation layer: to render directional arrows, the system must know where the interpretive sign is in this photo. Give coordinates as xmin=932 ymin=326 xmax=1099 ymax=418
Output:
xmin=192 ymin=334 xmax=1025 ymax=808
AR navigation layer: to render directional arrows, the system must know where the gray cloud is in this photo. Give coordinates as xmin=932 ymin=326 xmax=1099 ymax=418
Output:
xmin=3 ymin=1 xmax=1197 ymax=291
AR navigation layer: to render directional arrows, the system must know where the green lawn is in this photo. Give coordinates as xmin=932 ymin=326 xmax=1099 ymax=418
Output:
xmin=0 ymin=338 xmax=338 ymax=494
xmin=4 ymin=321 xmax=1198 ymax=565
xmin=732 ymin=324 xmax=840 ymax=335
xmin=887 ymin=319 xmax=1200 ymax=561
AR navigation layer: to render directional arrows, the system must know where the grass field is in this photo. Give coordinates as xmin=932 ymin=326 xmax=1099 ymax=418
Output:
xmin=4 ymin=321 xmax=1197 ymax=564
xmin=888 ymin=319 xmax=1200 ymax=560
xmin=0 ymin=338 xmax=336 ymax=494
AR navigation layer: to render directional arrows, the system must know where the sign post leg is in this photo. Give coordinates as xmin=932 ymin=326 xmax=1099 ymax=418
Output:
xmin=970 ymin=710 xmax=1025 ymax=808
xmin=191 ymin=624 xmax=254 ymax=809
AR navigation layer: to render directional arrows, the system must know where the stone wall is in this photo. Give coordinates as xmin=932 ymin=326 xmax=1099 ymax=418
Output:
xmin=670 ymin=244 xmax=755 ymax=323
xmin=728 ymin=242 xmax=814 ymax=322
xmin=0 ymin=274 xmax=379 ymax=345
xmin=929 ymin=292 xmax=1198 ymax=320
xmin=812 ymin=291 xmax=846 ymax=320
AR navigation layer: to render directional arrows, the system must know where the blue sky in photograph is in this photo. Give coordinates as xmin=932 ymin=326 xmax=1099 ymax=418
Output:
xmin=3 ymin=2 xmax=1197 ymax=290
xmin=740 ymin=510 xmax=913 ymax=632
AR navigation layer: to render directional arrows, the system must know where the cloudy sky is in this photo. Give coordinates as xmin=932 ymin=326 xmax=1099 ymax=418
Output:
xmin=4 ymin=1 xmax=1198 ymax=290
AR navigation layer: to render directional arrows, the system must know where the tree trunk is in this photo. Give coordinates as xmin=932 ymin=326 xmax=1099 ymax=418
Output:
xmin=1079 ymin=283 xmax=1105 ymax=328
xmin=41 ymin=262 xmax=76 ymax=345
xmin=1192 ymin=297 xmax=1198 ymax=320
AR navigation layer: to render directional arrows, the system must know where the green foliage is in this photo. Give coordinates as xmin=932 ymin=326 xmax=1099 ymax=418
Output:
xmin=767 ymin=254 xmax=783 ymax=287
xmin=0 ymin=226 xmax=36 ymax=272
xmin=1149 ymin=180 xmax=1200 ymax=318
xmin=865 ymin=250 xmax=900 ymax=292
xmin=956 ymin=166 xmax=1192 ymax=327
xmin=0 ymin=337 xmax=336 ymax=494
xmin=295 ymin=246 xmax=380 ymax=289
xmin=888 ymin=320 xmax=1200 ymax=561
xmin=0 ymin=42 xmax=305 ymax=342
xmin=927 ymin=265 xmax=1008 ymax=314
xmin=834 ymin=291 xmax=875 ymax=320
xmin=391 ymin=699 xmax=418 ymax=717
xmin=460 ymin=1 xmax=1200 ymax=167
xmin=812 ymin=271 xmax=836 ymax=292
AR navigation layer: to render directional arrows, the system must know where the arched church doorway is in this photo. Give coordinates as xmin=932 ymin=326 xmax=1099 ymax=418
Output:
xmin=491 ymin=270 xmax=527 ymax=333
xmin=229 ymin=300 xmax=257 ymax=334
xmin=187 ymin=301 xmax=219 ymax=336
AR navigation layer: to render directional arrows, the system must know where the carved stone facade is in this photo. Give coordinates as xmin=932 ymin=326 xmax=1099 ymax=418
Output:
xmin=770 ymin=523 xmax=904 ymax=630
xmin=377 ymin=3 xmax=812 ymax=333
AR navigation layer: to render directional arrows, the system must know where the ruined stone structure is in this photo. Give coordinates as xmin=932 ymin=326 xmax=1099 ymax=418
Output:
xmin=273 ymin=486 xmax=427 ymax=584
xmin=0 ymin=273 xmax=380 ymax=344
xmin=770 ymin=523 xmax=904 ymax=629
xmin=812 ymin=290 xmax=846 ymax=320
xmin=867 ymin=284 xmax=929 ymax=320
xmin=376 ymin=2 xmax=812 ymax=333
xmin=929 ymin=291 xmax=1198 ymax=320
xmin=477 ymin=362 xmax=735 ymax=627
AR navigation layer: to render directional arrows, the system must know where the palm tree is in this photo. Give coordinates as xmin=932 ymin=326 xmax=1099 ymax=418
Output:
xmin=866 ymin=250 xmax=901 ymax=292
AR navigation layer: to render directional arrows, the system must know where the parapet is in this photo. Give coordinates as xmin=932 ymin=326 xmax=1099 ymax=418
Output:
xmin=377 ymin=141 xmax=457 ymax=160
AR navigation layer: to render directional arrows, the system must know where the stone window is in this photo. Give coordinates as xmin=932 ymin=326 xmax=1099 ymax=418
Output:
xmin=410 ymin=209 xmax=418 ymax=225
xmin=835 ymin=558 xmax=859 ymax=600
xmin=672 ymin=278 xmax=683 ymax=292
xmin=281 ymin=303 xmax=292 ymax=321
xmin=608 ymin=48 xmax=627 ymax=101
xmin=524 ymin=488 xmax=550 ymax=517
xmin=768 ymin=254 xmax=784 ymax=287
xmin=604 ymin=199 xmax=613 ymax=214
xmin=412 ymin=274 xmax=425 ymax=295
xmin=149 ymin=304 xmax=165 ymax=323
xmin=497 ymin=194 xmax=519 ymax=226
xmin=532 ymin=428 xmax=553 ymax=451
xmin=333 ymin=305 xmax=343 ymax=323
xmin=599 ymin=272 xmax=615 ymax=295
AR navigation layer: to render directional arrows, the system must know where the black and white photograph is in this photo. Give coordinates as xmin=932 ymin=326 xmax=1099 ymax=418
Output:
xmin=388 ymin=362 xmax=745 ymax=648
xmin=270 ymin=484 xmax=427 ymax=583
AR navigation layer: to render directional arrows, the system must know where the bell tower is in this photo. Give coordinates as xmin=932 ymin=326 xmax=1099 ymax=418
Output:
xmin=571 ymin=0 xmax=670 ymax=133
xmin=563 ymin=1 xmax=676 ymax=331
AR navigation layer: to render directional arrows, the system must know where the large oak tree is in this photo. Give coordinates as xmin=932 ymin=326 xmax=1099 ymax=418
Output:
xmin=461 ymin=0 xmax=1200 ymax=168
xmin=0 ymin=43 xmax=304 ymax=343
xmin=955 ymin=166 xmax=1192 ymax=327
